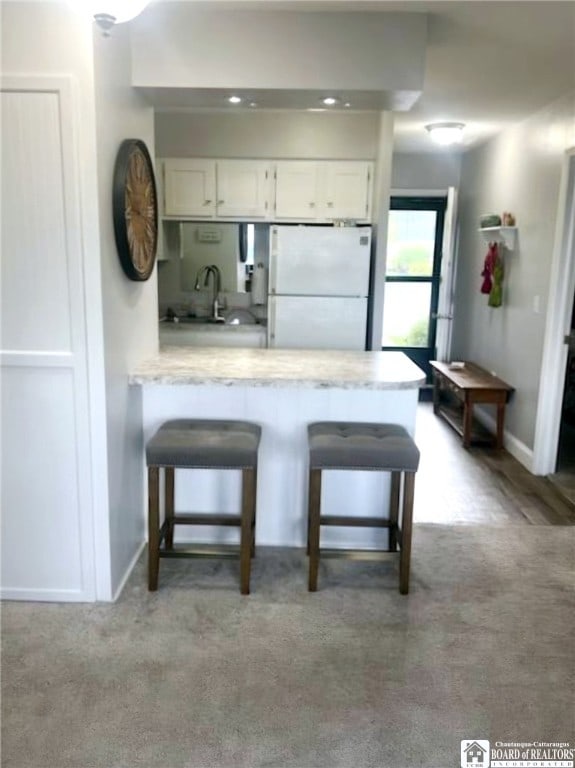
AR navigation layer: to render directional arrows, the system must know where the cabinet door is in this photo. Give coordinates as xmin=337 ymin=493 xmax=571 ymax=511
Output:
xmin=163 ymin=159 xmax=216 ymax=217
xmin=216 ymin=161 xmax=271 ymax=218
xmin=322 ymin=161 xmax=372 ymax=221
xmin=274 ymin=161 xmax=320 ymax=220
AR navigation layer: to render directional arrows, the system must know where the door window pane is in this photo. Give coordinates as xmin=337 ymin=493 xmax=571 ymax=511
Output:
xmin=382 ymin=283 xmax=432 ymax=347
xmin=386 ymin=210 xmax=437 ymax=276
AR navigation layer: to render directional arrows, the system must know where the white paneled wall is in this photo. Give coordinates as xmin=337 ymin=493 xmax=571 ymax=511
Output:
xmin=1 ymin=80 xmax=97 ymax=601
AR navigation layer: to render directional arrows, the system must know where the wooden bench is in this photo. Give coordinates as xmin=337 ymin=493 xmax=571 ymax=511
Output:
xmin=430 ymin=361 xmax=514 ymax=449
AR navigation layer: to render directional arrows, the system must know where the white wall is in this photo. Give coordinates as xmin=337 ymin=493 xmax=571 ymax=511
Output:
xmin=155 ymin=111 xmax=379 ymax=160
xmin=452 ymin=90 xmax=575 ymax=455
xmin=93 ymin=25 xmax=158 ymax=597
xmin=392 ymin=152 xmax=462 ymax=192
xmin=132 ymin=7 xmax=426 ymax=98
xmin=0 ymin=1 xmax=110 ymax=599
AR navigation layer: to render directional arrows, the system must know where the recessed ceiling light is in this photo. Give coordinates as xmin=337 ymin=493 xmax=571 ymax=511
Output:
xmin=228 ymin=96 xmax=242 ymax=104
xmin=249 ymin=102 xmax=258 ymax=108
xmin=344 ymin=102 xmax=351 ymax=108
xmin=321 ymin=97 xmax=340 ymax=106
xmin=425 ymin=122 xmax=465 ymax=146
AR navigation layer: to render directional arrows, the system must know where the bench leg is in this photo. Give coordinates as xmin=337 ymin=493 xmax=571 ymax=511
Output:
xmin=399 ymin=472 xmax=416 ymax=595
xmin=240 ymin=468 xmax=256 ymax=595
xmin=308 ymin=469 xmax=322 ymax=592
xmin=496 ymin=402 xmax=505 ymax=449
xmin=463 ymin=400 xmax=473 ymax=449
xmin=148 ymin=466 xmax=160 ymax=591
xmin=432 ymin=373 xmax=441 ymax=415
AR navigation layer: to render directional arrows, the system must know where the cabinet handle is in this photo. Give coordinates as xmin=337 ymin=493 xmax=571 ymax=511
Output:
xmin=327 ymin=202 xmax=334 ymax=207
xmin=218 ymin=200 xmax=225 ymax=205
xmin=309 ymin=202 xmax=315 ymax=208
xmin=204 ymin=200 xmax=212 ymax=205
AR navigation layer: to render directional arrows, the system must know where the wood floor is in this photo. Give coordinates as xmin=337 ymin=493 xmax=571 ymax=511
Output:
xmin=414 ymin=402 xmax=575 ymax=526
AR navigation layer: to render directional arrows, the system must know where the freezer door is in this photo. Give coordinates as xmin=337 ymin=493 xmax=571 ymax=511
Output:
xmin=268 ymin=296 xmax=367 ymax=350
xmin=269 ymin=225 xmax=371 ymax=297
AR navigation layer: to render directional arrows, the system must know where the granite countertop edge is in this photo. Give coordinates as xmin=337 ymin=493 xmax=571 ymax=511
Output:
xmin=129 ymin=373 xmax=423 ymax=390
xmin=129 ymin=348 xmax=426 ymax=391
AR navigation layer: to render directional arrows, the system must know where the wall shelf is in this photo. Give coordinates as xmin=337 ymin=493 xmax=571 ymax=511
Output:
xmin=478 ymin=226 xmax=518 ymax=250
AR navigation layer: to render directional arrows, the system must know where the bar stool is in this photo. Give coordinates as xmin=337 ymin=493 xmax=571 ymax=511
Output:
xmin=146 ymin=419 xmax=261 ymax=595
xmin=307 ymin=421 xmax=420 ymax=594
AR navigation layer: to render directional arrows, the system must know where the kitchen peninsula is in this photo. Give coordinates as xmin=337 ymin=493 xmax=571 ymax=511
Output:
xmin=131 ymin=348 xmax=425 ymax=549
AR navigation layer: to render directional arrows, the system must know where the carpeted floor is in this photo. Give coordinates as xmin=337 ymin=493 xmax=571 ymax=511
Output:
xmin=2 ymin=525 xmax=574 ymax=768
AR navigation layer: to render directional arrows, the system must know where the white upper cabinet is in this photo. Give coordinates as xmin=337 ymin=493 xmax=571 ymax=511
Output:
xmin=216 ymin=161 xmax=271 ymax=219
xmin=163 ymin=159 xmax=216 ymax=218
xmin=161 ymin=158 xmax=373 ymax=223
xmin=274 ymin=161 xmax=321 ymax=220
xmin=163 ymin=159 xmax=271 ymax=219
xmin=322 ymin=162 xmax=372 ymax=221
xmin=274 ymin=161 xmax=372 ymax=222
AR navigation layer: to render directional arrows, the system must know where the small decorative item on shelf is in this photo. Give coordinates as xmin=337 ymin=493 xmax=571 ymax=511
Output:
xmin=502 ymin=211 xmax=516 ymax=226
xmin=480 ymin=213 xmax=502 ymax=228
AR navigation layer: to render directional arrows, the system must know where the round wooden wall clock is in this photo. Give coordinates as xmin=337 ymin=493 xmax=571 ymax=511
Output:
xmin=112 ymin=138 xmax=158 ymax=281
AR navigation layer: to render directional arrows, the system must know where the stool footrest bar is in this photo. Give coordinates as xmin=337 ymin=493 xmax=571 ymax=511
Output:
xmin=320 ymin=515 xmax=393 ymax=528
xmin=160 ymin=545 xmax=240 ymax=559
xmin=172 ymin=513 xmax=242 ymax=527
xmin=320 ymin=549 xmax=399 ymax=562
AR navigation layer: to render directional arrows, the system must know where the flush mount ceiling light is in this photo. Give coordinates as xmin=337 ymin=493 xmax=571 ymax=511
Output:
xmin=425 ymin=122 xmax=466 ymax=146
xmin=228 ymin=96 xmax=242 ymax=104
xmin=76 ymin=1 xmax=150 ymax=36
xmin=321 ymin=97 xmax=340 ymax=106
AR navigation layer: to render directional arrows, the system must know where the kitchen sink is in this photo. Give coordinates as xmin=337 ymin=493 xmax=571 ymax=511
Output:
xmin=162 ymin=310 xmax=259 ymax=326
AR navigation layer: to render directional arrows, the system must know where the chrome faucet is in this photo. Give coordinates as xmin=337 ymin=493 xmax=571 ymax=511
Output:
xmin=194 ymin=265 xmax=224 ymax=321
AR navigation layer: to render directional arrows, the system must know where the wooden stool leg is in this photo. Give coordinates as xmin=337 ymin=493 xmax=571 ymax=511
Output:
xmin=148 ymin=466 xmax=160 ymax=591
xmin=250 ymin=468 xmax=258 ymax=559
xmin=306 ymin=495 xmax=311 ymax=556
xmin=388 ymin=471 xmax=400 ymax=551
xmin=399 ymin=472 xmax=415 ymax=595
xmin=308 ymin=468 xmax=322 ymax=592
xmin=165 ymin=467 xmax=175 ymax=550
xmin=240 ymin=468 xmax=256 ymax=595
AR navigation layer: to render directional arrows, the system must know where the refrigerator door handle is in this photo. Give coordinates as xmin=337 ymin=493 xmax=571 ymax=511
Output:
xmin=268 ymin=230 xmax=277 ymax=294
xmin=268 ymin=298 xmax=276 ymax=347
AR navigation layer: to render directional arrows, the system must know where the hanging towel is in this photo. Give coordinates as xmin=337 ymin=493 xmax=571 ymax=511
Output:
xmin=251 ymin=262 xmax=267 ymax=306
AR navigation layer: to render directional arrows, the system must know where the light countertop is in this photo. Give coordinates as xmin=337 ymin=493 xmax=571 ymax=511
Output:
xmin=130 ymin=347 xmax=426 ymax=390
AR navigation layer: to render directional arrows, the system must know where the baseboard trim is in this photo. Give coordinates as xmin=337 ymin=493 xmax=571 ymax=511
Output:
xmin=475 ymin=407 xmax=534 ymax=472
xmin=0 ymin=587 xmax=94 ymax=603
xmin=111 ymin=540 xmax=146 ymax=603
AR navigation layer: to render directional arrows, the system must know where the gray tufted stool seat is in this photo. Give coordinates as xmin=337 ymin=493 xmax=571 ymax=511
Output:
xmin=307 ymin=421 xmax=420 ymax=594
xmin=146 ymin=419 xmax=261 ymax=595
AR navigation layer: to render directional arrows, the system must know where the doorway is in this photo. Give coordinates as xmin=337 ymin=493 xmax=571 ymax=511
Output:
xmin=556 ymin=295 xmax=575 ymax=473
xmin=533 ymin=150 xmax=575 ymax=481
xmin=381 ymin=196 xmax=446 ymax=379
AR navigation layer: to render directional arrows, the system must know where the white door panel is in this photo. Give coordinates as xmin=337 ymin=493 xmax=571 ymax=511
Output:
xmin=274 ymin=161 xmax=320 ymax=220
xmin=269 ymin=225 xmax=371 ymax=296
xmin=323 ymin=162 xmax=371 ymax=221
xmin=1 ymin=81 xmax=96 ymax=601
xmin=436 ymin=186 xmax=459 ymax=361
xmin=163 ymin=159 xmax=216 ymax=217
xmin=269 ymin=296 xmax=367 ymax=350
xmin=216 ymin=161 xmax=271 ymax=218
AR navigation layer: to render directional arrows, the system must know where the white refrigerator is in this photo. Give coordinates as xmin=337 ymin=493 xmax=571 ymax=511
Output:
xmin=267 ymin=225 xmax=372 ymax=350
